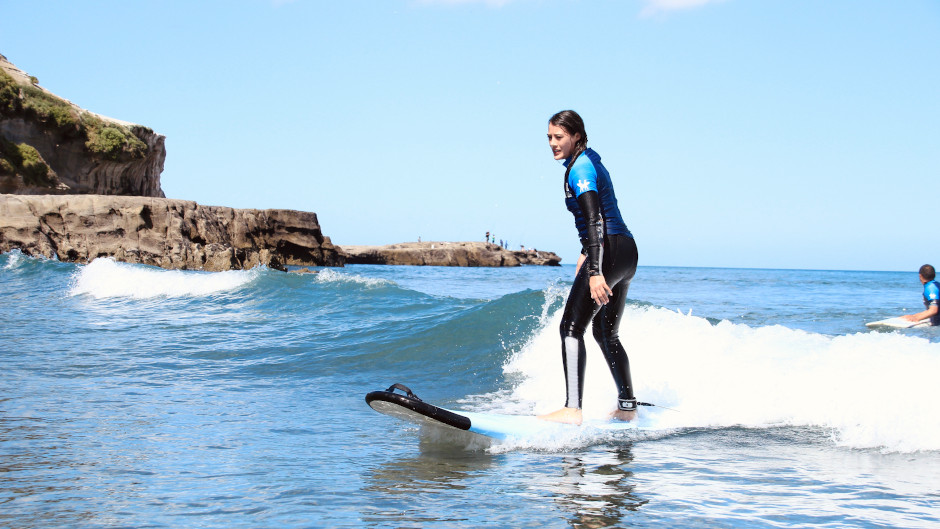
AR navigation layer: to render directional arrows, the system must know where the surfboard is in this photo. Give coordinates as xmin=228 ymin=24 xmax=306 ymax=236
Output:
xmin=865 ymin=317 xmax=931 ymax=329
xmin=365 ymin=383 xmax=649 ymax=441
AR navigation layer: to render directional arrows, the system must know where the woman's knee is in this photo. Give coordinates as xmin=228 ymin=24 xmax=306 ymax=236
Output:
xmin=591 ymin=312 xmax=620 ymax=343
xmin=560 ymin=318 xmax=585 ymax=339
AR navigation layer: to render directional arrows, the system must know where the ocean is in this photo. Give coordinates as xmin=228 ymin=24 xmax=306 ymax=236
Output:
xmin=2 ymin=250 xmax=939 ymax=528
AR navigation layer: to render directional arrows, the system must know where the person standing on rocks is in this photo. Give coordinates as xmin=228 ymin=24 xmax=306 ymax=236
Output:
xmin=539 ymin=110 xmax=639 ymax=425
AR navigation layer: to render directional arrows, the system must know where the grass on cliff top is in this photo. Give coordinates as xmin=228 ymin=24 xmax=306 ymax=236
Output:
xmin=0 ymin=69 xmax=148 ymax=161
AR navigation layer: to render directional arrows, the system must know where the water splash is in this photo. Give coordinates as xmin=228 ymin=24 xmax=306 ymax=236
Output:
xmin=68 ymin=258 xmax=261 ymax=299
xmin=2 ymin=248 xmax=24 ymax=269
xmin=314 ymin=268 xmax=393 ymax=288
xmin=497 ymin=304 xmax=940 ymax=453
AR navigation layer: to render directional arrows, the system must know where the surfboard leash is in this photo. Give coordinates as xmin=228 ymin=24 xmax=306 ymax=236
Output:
xmin=638 ymin=401 xmax=680 ymax=412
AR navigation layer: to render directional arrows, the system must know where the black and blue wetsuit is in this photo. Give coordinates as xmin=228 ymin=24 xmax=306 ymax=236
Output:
xmin=560 ymin=148 xmax=639 ymax=412
xmin=923 ymin=280 xmax=940 ymax=326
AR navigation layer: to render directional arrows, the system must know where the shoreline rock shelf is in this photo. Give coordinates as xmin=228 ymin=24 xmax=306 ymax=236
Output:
xmin=0 ymin=194 xmax=343 ymax=271
xmin=0 ymin=195 xmax=564 ymax=271
xmin=338 ymin=241 xmax=561 ymax=267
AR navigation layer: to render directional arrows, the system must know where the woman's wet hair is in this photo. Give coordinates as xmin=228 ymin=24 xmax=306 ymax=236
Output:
xmin=549 ymin=110 xmax=588 ymax=153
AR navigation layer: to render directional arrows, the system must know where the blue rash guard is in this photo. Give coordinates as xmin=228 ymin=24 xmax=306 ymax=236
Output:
xmin=564 ymin=148 xmax=632 ymax=240
xmin=924 ymin=280 xmax=940 ymax=326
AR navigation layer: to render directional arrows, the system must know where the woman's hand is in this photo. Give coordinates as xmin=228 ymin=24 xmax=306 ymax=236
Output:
xmin=590 ymin=274 xmax=613 ymax=305
xmin=578 ymin=253 xmax=611 ymax=304
xmin=901 ymin=307 xmax=935 ymax=322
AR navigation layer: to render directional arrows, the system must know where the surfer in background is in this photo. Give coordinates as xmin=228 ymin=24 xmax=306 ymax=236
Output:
xmin=900 ymin=264 xmax=940 ymax=326
xmin=539 ymin=110 xmax=639 ymax=425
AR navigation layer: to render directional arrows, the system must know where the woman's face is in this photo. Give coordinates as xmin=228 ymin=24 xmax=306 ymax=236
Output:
xmin=547 ymin=123 xmax=581 ymax=161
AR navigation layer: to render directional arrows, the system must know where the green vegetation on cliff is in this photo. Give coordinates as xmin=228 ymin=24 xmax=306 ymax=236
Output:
xmin=0 ymin=69 xmax=148 ymax=162
xmin=0 ymin=137 xmax=54 ymax=186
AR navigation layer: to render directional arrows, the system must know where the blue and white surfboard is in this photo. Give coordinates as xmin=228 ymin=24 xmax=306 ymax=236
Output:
xmin=365 ymin=384 xmax=651 ymax=441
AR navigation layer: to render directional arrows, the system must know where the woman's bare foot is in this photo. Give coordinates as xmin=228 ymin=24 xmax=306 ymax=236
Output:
xmin=609 ymin=409 xmax=637 ymax=422
xmin=538 ymin=407 xmax=583 ymax=425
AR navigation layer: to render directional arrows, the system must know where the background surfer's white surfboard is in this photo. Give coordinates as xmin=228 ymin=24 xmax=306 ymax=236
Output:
xmin=865 ymin=317 xmax=930 ymax=329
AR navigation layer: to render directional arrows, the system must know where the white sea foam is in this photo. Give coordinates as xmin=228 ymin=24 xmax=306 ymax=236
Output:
xmin=2 ymin=249 xmax=24 ymax=269
xmin=313 ymin=268 xmax=391 ymax=288
xmin=501 ymin=305 xmax=940 ymax=453
xmin=68 ymin=258 xmax=260 ymax=299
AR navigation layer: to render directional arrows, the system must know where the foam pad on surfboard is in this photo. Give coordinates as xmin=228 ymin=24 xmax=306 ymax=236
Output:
xmin=365 ymin=384 xmax=649 ymax=441
xmin=865 ymin=317 xmax=930 ymax=329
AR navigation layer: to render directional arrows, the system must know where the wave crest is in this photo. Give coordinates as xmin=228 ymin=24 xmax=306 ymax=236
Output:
xmin=313 ymin=268 xmax=394 ymax=288
xmin=68 ymin=258 xmax=261 ymax=299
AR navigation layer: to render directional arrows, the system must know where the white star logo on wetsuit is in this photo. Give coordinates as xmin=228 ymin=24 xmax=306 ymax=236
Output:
xmin=577 ymin=179 xmax=590 ymax=193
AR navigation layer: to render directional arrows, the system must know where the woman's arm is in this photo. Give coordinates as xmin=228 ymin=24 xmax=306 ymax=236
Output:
xmin=576 ymin=190 xmax=613 ymax=304
xmin=901 ymin=304 xmax=938 ymax=322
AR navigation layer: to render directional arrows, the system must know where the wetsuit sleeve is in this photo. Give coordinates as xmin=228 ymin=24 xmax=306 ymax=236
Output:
xmin=926 ymin=282 xmax=940 ymax=305
xmin=568 ymin=156 xmax=604 ymax=276
xmin=577 ymin=191 xmax=604 ymax=276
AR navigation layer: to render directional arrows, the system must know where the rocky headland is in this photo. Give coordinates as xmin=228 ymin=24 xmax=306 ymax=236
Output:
xmin=339 ymin=241 xmax=561 ymax=267
xmin=0 ymin=54 xmax=561 ymax=270
xmin=0 ymin=53 xmax=345 ymax=271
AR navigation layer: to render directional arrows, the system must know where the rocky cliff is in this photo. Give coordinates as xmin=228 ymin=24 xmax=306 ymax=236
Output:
xmin=0 ymin=54 xmax=165 ymax=197
xmin=0 ymin=194 xmax=343 ymax=271
xmin=0 ymin=54 xmax=345 ymax=272
xmin=0 ymin=54 xmax=563 ymax=272
xmin=339 ymin=241 xmax=561 ymax=267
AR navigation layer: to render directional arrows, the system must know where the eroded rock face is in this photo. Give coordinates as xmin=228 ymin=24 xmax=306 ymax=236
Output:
xmin=338 ymin=241 xmax=562 ymax=267
xmin=0 ymin=54 xmax=166 ymax=197
xmin=0 ymin=194 xmax=344 ymax=271
xmin=0 ymin=116 xmax=166 ymax=196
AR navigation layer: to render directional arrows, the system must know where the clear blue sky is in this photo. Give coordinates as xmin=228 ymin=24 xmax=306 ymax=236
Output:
xmin=2 ymin=0 xmax=937 ymax=270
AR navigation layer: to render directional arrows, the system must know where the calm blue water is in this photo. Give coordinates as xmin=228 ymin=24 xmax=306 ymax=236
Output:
xmin=2 ymin=251 xmax=939 ymax=528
